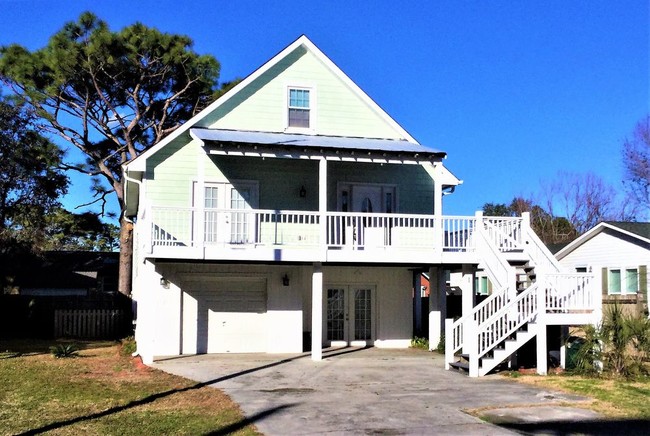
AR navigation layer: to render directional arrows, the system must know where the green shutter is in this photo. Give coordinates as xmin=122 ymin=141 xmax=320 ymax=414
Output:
xmin=602 ymin=268 xmax=608 ymax=295
xmin=639 ymin=265 xmax=647 ymax=293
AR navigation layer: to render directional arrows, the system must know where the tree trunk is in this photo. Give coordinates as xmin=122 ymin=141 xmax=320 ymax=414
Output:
xmin=118 ymin=216 xmax=134 ymax=297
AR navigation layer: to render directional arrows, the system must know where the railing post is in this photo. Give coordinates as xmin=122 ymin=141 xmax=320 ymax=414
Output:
xmin=433 ymin=215 xmax=443 ymax=256
xmin=444 ymin=318 xmax=453 ymax=370
xmin=468 ymin=318 xmax=479 ymax=377
xmin=521 ymin=211 xmax=531 ymax=244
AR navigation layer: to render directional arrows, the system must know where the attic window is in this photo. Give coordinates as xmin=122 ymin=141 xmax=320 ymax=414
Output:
xmin=288 ymin=88 xmax=310 ymax=128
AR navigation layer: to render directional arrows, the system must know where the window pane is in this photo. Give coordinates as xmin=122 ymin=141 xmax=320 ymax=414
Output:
xmin=288 ymin=108 xmax=309 ymax=127
xmin=626 ymin=269 xmax=638 ymax=294
xmin=609 ymin=269 xmax=621 ymax=294
xmin=289 ymin=89 xmax=309 ymax=108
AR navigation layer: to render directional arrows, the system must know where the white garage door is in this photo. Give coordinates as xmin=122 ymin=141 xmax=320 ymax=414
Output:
xmin=190 ymin=278 xmax=267 ymax=353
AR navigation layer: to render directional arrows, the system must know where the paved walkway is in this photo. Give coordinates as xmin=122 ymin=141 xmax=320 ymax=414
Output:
xmin=153 ymin=347 xmax=601 ymax=435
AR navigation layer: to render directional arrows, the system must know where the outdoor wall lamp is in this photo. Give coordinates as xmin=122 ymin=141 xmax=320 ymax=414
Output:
xmin=299 ymin=185 xmax=306 ymax=198
xmin=160 ymin=277 xmax=170 ymax=289
xmin=282 ymin=274 xmax=290 ymax=287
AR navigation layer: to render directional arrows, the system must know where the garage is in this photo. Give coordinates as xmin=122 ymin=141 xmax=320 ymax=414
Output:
xmin=184 ymin=277 xmax=268 ymax=353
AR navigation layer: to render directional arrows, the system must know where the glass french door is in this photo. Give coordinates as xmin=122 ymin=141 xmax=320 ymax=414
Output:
xmin=326 ymin=286 xmax=374 ymax=346
xmin=194 ymin=182 xmax=257 ymax=244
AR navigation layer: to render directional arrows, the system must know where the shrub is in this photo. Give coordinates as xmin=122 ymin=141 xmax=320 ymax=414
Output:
xmin=570 ymin=303 xmax=650 ymax=379
xmin=120 ymin=336 xmax=137 ymax=356
xmin=50 ymin=343 xmax=80 ymax=358
xmin=436 ymin=333 xmax=445 ymax=353
xmin=410 ymin=336 xmax=429 ymax=350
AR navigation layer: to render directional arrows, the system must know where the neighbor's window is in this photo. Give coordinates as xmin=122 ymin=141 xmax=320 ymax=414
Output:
xmin=625 ymin=268 xmax=639 ymax=294
xmin=288 ymin=88 xmax=310 ymax=128
xmin=475 ymin=276 xmax=490 ymax=295
xmin=608 ymin=268 xmax=638 ymax=295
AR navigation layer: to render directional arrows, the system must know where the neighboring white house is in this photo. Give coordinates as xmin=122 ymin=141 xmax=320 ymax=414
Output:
xmin=123 ymin=35 xmax=598 ymax=376
xmin=556 ymin=221 xmax=649 ymax=318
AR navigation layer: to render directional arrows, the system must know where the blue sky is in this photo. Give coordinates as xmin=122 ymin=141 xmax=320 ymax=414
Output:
xmin=1 ymin=0 xmax=648 ymax=219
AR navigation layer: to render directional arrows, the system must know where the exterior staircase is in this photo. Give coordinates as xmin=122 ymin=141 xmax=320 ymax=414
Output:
xmin=445 ymin=213 xmax=597 ymax=377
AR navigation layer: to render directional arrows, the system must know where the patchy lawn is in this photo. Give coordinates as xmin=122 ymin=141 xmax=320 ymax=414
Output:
xmin=0 ymin=339 xmax=260 ymax=435
xmin=506 ymin=373 xmax=650 ymax=419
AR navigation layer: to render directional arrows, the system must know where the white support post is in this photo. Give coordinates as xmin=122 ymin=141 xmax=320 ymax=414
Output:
xmin=311 ymin=262 xmax=323 ymax=361
xmin=428 ymin=266 xmax=447 ymax=351
xmin=196 ymin=140 xmax=205 ymax=250
xmin=536 ymin=323 xmax=548 ymax=375
xmin=461 ymin=264 xmax=475 ymax=354
xmin=521 ymin=211 xmax=531 ymax=242
xmin=468 ymin=318 xmax=479 ymax=377
xmin=433 ymin=176 xmax=443 ymax=256
xmin=444 ymin=318 xmax=453 ymax=369
xmin=318 ymin=158 xmax=328 ymax=256
xmin=560 ymin=325 xmax=569 ymax=369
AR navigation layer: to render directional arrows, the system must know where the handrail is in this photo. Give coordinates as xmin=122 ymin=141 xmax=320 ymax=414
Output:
xmin=148 ymin=207 xmax=482 ymax=252
xmin=483 ymin=217 xmax=524 ymax=251
xmin=475 ymin=224 xmax=513 ymax=290
xmin=476 ymin=283 xmax=539 ymax=359
xmin=523 ymin=225 xmax=562 ymax=274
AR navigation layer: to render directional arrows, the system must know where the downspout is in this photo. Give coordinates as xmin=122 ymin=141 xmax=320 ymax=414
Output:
xmin=122 ymin=169 xmax=142 ymax=224
xmin=122 ymin=168 xmax=143 ymax=358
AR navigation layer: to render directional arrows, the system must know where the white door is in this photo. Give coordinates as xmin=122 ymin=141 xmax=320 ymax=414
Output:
xmin=193 ymin=278 xmax=267 ymax=353
xmin=194 ymin=182 xmax=258 ymax=244
xmin=325 ymin=286 xmax=374 ymax=346
xmin=338 ymin=184 xmax=395 ymax=247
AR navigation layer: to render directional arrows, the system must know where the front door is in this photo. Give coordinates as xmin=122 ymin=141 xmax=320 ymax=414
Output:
xmin=325 ymin=286 xmax=374 ymax=346
xmin=338 ymin=184 xmax=396 ymax=247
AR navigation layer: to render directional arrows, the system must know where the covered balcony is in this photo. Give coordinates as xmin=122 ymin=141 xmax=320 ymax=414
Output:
xmin=139 ymin=208 xmax=529 ymax=264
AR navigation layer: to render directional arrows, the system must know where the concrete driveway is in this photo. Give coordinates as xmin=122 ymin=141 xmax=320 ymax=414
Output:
xmin=153 ymin=347 xmax=597 ymax=435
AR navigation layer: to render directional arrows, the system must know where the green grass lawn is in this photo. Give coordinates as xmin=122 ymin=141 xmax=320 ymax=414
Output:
xmin=0 ymin=339 xmax=260 ymax=435
xmin=509 ymin=373 xmax=650 ymax=419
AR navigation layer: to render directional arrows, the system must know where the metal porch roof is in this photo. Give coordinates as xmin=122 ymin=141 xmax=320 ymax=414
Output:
xmin=190 ymin=128 xmax=446 ymax=158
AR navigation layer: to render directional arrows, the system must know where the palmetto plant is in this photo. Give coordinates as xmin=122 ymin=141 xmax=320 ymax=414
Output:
xmin=50 ymin=343 xmax=80 ymax=359
xmin=572 ymin=303 xmax=650 ymax=378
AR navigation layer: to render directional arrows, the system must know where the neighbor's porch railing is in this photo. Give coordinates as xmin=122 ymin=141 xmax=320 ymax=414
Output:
xmin=147 ymin=206 xmax=487 ymax=253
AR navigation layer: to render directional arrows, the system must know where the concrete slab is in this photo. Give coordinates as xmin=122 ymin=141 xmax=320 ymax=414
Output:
xmin=152 ymin=347 xmax=602 ymax=435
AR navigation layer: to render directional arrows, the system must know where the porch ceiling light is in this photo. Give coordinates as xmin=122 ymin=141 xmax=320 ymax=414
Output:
xmin=160 ymin=277 xmax=170 ymax=289
xmin=299 ymin=186 xmax=306 ymax=198
xmin=282 ymin=274 xmax=290 ymax=287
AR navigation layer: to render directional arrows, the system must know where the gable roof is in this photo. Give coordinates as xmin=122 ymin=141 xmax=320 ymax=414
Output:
xmin=125 ymin=35 xmax=427 ymax=172
xmin=555 ymin=221 xmax=650 ymax=260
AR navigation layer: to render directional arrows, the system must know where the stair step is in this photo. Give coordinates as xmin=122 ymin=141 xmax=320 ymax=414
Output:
xmin=459 ymin=353 xmax=470 ymax=361
xmin=449 ymin=361 xmax=470 ymax=372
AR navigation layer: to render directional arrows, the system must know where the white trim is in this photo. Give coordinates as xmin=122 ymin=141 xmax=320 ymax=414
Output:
xmin=284 ymin=84 xmax=317 ymax=133
xmin=124 ymin=35 xmax=420 ymax=173
xmin=557 ymin=222 xmax=650 ymax=260
xmin=606 ymin=266 xmax=640 ymax=296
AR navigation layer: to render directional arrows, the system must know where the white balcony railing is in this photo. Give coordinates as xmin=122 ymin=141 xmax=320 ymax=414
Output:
xmin=146 ymin=207 xmax=494 ymax=254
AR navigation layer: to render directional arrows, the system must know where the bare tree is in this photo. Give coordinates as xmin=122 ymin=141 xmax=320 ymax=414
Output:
xmin=623 ymin=115 xmax=650 ymax=216
xmin=541 ymin=171 xmax=632 ymax=236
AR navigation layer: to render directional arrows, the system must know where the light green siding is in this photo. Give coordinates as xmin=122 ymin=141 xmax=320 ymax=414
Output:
xmin=198 ymin=46 xmax=407 ymax=140
xmin=145 ymin=143 xmax=433 ymax=215
xmin=328 ymin=162 xmax=434 ymax=214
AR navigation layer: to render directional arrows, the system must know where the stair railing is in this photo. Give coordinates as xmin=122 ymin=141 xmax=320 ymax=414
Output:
xmin=475 ymin=283 xmax=539 ymax=361
xmin=483 ymin=217 xmax=524 ymax=251
xmin=521 ymin=213 xmax=562 ymax=274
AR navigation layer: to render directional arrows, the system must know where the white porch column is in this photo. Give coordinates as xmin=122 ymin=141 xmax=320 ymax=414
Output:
xmin=318 ymin=158 xmax=328 ymax=255
xmin=428 ymin=266 xmax=447 ymax=351
xmin=433 ymin=174 xmax=443 ymax=256
xmin=461 ymin=264 xmax=475 ymax=354
xmin=311 ymin=262 xmax=323 ymax=361
xmin=536 ymin=324 xmax=548 ymax=375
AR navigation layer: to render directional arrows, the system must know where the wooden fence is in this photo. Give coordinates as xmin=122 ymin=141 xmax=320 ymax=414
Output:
xmin=54 ymin=309 xmax=126 ymax=339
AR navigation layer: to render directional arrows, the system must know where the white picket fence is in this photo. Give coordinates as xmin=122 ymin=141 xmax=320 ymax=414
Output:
xmin=54 ymin=309 xmax=125 ymax=339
